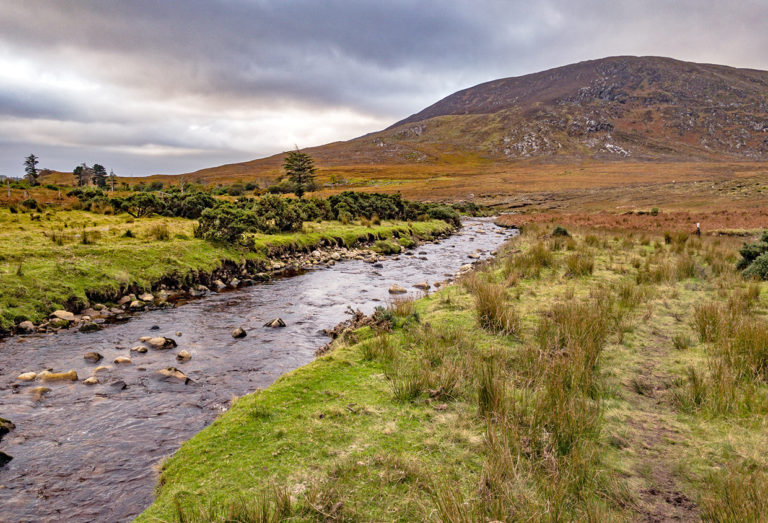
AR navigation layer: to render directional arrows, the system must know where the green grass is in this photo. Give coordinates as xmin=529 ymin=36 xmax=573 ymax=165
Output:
xmin=0 ymin=208 xmax=450 ymax=332
xmin=135 ymin=223 xmax=768 ymax=521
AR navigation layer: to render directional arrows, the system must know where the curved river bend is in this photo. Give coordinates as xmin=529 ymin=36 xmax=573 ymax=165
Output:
xmin=0 ymin=219 xmax=513 ymax=522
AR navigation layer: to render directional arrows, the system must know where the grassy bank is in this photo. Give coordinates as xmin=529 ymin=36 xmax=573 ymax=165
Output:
xmin=139 ymin=224 xmax=768 ymax=521
xmin=0 ymin=208 xmax=451 ymax=332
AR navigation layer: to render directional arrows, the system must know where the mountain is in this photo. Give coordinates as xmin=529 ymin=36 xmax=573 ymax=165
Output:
xmin=170 ymin=56 xmax=768 ymax=183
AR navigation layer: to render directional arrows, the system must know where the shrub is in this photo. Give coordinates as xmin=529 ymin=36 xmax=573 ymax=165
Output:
xmin=743 ymin=253 xmax=768 ymax=280
xmin=20 ymin=198 xmax=39 ymax=210
xmin=552 ymin=225 xmax=570 ymax=237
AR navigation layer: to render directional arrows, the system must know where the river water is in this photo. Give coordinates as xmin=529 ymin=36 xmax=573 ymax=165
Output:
xmin=0 ymin=219 xmax=512 ymax=522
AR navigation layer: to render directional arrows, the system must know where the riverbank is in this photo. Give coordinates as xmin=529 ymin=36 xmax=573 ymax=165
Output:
xmin=0 ymin=207 xmax=453 ymax=337
xmin=140 ymin=224 xmax=768 ymax=521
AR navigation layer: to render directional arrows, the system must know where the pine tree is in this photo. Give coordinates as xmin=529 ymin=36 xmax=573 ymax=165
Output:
xmin=282 ymin=148 xmax=316 ymax=198
xmin=92 ymin=164 xmax=107 ymax=188
xmin=73 ymin=163 xmax=94 ymax=186
xmin=24 ymin=154 xmax=39 ymax=186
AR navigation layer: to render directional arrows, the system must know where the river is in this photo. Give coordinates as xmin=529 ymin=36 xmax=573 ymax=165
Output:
xmin=0 ymin=218 xmax=513 ymax=522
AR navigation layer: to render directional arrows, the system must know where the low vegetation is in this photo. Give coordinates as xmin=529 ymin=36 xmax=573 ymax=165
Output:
xmin=137 ymin=223 xmax=768 ymax=521
xmin=0 ymin=194 xmax=453 ymax=333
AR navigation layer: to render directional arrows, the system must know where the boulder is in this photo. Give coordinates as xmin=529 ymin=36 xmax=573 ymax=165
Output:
xmin=0 ymin=451 xmax=12 ymax=468
xmin=413 ymin=281 xmax=430 ymax=290
xmin=156 ymin=367 xmax=192 ymax=384
xmin=130 ymin=345 xmax=148 ymax=353
xmin=31 ymin=386 xmax=51 ymax=402
xmin=129 ymin=300 xmax=145 ymax=311
xmin=18 ymin=320 xmax=35 ymax=333
xmin=213 ymin=279 xmax=227 ymax=292
xmin=264 ymin=318 xmax=286 ymax=328
xmin=38 ymin=370 xmax=78 ymax=382
xmin=51 ymin=310 xmax=75 ymax=322
xmin=459 ymin=264 xmax=473 ymax=273
xmin=330 ymin=252 xmax=341 ymax=261
xmin=230 ymin=278 xmax=241 ymax=288
xmin=138 ymin=293 xmax=154 ymax=302
xmin=93 ymin=365 xmax=112 ymax=373
xmin=232 ymin=327 xmax=247 ymax=338
xmin=388 ymin=284 xmax=407 ymax=294
xmin=49 ymin=319 xmax=71 ymax=329
xmin=17 ymin=372 xmax=37 ymax=381
xmin=468 ymin=252 xmax=481 ymax=259
xmin=139 ymin=336 xmax=152 ymax=342
xmin=117 ymin=296 xmax=132 ymax=305
xmin=93 ymin=303 xmax=106 ymax=311
xmin=113 ymin=356 xmax=132 ymax=364
xmin=82 ymin=308 xmax=100 ymax=318
xmin=83 ymin=377 xmax=99 ymax=385
xmin=79 ymin=322 xmax=103 ymax=333
xmin=176 ymin=350 xmax=191 ymax=362
xmin=146 ymin=337 xmax=177 ymax=349
xmin=83 ymin=352 xmax=103 ymax=363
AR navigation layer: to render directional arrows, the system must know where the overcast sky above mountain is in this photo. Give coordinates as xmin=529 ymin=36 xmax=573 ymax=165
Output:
xmin=1 ymin=0 xmax=767 ymax=177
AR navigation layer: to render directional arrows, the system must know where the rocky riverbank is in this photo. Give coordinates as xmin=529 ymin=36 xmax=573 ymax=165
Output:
xmin=4 ymin=222 xmax=455 ymax=338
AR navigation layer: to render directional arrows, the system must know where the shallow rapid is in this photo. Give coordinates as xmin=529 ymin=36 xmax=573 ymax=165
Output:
xmin=0 ymin=218 xmax=513 ymax=522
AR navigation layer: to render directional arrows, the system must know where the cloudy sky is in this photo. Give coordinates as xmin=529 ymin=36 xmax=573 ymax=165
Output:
xmin=1 ymin=1 xmax=767 ymax=177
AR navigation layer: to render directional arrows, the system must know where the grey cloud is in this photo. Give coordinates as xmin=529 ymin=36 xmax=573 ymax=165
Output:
xmin=1 ymin=0 xmax=768 ymax=176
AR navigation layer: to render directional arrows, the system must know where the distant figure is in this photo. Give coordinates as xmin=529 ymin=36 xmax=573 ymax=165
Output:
xmin=696 ymin=222 xmax=701 ymax=237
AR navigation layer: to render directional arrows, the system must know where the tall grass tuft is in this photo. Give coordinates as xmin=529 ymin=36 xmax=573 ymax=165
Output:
xmin=468 ymin=276 xmax=521 ymax=335
xmin=565 ymin=252 xmax=595 ymax=278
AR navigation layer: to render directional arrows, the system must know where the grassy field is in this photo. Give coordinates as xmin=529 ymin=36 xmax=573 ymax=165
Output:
xmin=0 ymin=207 xmax=451 ymax=332
xmin=137 ymin=223 xmax=768 ymax=521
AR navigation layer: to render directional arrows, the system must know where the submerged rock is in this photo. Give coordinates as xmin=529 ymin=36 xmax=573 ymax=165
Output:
xmin=176 ymin=350 xmax=191 ymax=362
xmin=146 ymin=337 xmax=177 ymax=349
xmin=264 ymin=318 xmax=286 ymax=328
xmin=17 ymin=372 xmax=37 ymax=381
xmin=231 ymin=327 xmax=247 ymax=338
xmin=114 ymin=356 xmax=132 ymax=364
xmin=130 ymin=345 xmax=148 ymax=354
xmin=83 ymin=377 xmax=99 ymax=385
xmin=38 ymin=370 xmax=78 ymax=382
xmin=388 ymin=284 xmax=407 ymax=294
xmin=0 ymin=451 xmax=12 ymax=468
xmin=31 ymin=386 xmax=51 ymax=402
xmin=93 ymin=365 xmax=112 ymax=373
xmin=413 ymin=281 xmax=430 ymax=290
xmin=83 ymin=352 xmax=103 ymax=363
xmin=155 ymin=367 xmax=192 ymax=384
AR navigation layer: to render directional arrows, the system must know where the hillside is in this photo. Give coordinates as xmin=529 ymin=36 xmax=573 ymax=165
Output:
xmin=169 ymin=56 xmax=768 ymax=183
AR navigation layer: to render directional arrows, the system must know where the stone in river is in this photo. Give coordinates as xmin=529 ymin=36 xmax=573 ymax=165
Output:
xmin=83 ymin=377 xmax=99 ymax=385
xmin=413 ymin=281 xmax=430 ymax=290
xmin=0 ymin=451 xmax=12 ymax=468
xmin=50 ymin=310 xmax=75 ymax=322
xmin=176 ymin=350 xmax=191 ymax=362
xmin=113 ymin=356 xmax=132 ymax=364
xmin=79 ymin=322 xmax=102 ymax=333
xmin=138 ymin=293 xmax=154 ymax=302
xmin=38 ymin=370 xmax=78 ymax=382
xmin=156 ymin=367 xmax=192 ymax=384
xmin=17 ymin=372 xmax=37 ymax=381
xmin=31 ymin=386 xmax=51 ymax=402
xmin=388 ymin=284 xmax=407 ymax=294
xmin=232 ymin=327 xmax=247 ymax=338
xmin=146 ymin=337 xmax=177 ymax=349
xmin=83 ymin=352 xmax=103 ymax=363
xmin=130 ymin=345 xmax=148 ymax=353
xmin=264 ymin=318 xmax=286 ymax=328
xmin=18 ymin=320 xmax=35 ymax=333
